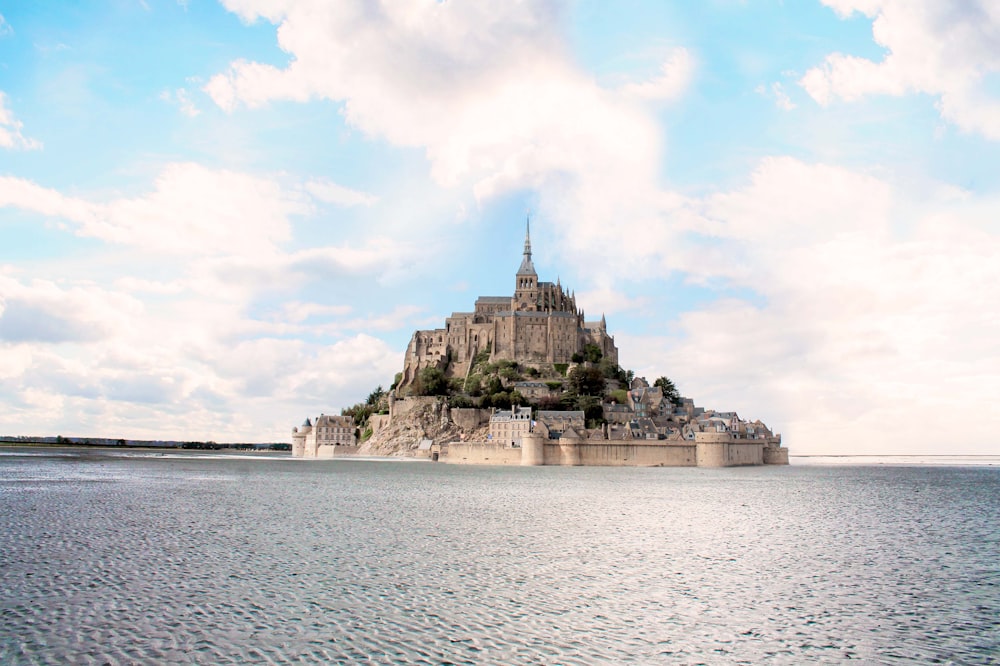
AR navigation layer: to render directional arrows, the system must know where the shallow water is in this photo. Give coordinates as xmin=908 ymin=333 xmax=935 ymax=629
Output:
xmin=1 ymin=449 xmax=998 ymax=664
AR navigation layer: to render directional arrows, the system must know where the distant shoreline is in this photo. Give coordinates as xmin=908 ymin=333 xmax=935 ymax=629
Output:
xmin=791 ymin=454 xmax=1000 ymax=466
xmin=792 ymin=454 xmax=998 ymax=458
xmin=0 ymin=439 xmax=289 ymax=451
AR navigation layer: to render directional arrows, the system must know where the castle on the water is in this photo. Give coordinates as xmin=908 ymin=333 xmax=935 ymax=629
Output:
xmin=292 ymin=222 xmax=788 ymax=467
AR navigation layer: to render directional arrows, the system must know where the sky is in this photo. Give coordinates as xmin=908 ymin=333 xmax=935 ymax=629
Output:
xmin=1 ymin=0 xmax=998 ymax=455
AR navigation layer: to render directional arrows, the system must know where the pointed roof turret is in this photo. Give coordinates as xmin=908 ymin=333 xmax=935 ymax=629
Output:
xmin=517 ymin=217 xmax=537 ymax=276
xmin=601 ymin=313 xmax=607 ymax=329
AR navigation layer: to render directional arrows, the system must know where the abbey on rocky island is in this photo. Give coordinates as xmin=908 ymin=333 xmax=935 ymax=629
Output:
xmin=292 ymin=220 xmax=788 ymax=467
xmin=397 ymin=222 xmax=617 ymax=392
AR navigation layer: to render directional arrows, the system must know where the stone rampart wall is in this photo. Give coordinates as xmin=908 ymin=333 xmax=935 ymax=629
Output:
xmin=392 ymin=396 xmax=440 ymax=418
xmin=451 ymin=408 xmax=490 ymax=430
xmin=572 ymin=442 xmax=697 ymax=467
xmin=727 ymin=442 xmax=764 ymax=465
xmin=695 ymin=441 xmax=727 ymax=467
xmin=369 ymin=414 xmax=391 ymax=435
xmin=763 ymin=446 xmax=789 ymax=465
xmin=446 ymin=443 xmax=523 ymax=465
xmin=445 ymin=438 xmax=775 ymax=467
xmin=316 ymin=445 xmax=360 ymax=458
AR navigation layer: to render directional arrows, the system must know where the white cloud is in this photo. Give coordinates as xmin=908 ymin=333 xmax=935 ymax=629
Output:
xmin=204 ymin=0 xmax=664 ymax=245
xmin=620 ymin=48 xmax=694 ymax=101
xmin=0 ymin=266 xmax=403 ymax=440
xmin=574 ymin=287 xmax=649 ymax=317
xmin=0 ymin=275 xmax=143 ymax=344
xmin=619 ymin=157 xmax=1000 ymax=455
xmin=0 ymin=164 xmax=402 ymax=266
xmin=0 ymin=163 xmax=311 ymax=257
xmin=756 ymin=82 xmax=796 ymax=110
xmin=0 ymin=91 xmax=42 ymax=150
xmin=159 ymin=88 xmax=201 ymax=117
xmin=0 ymin=155 xmax=421 ymax=442
xmin=276 ymin=301 xmax=353 ymax=325
xmin=304 ymin=179 xmax=376 ymax=207
xmin=801 ymin=0 xmax=1000 ymax=139
xmin=0 ymin=14 xmax=12 ymax=37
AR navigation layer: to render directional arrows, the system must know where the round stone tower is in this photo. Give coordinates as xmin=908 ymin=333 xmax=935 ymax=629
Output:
xmin=521 ymin=431 xmax=545 ymax=466
xmin=292 ymin=417 xmax=312 ymax=458
xmin=559 ymin=427 xmax=583 ymax=466
xmin=695 ymin=431 xmax=729 ymax=467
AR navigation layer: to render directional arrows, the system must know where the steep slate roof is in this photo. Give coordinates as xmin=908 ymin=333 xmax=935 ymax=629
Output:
xmin=536 ymin=410 xmax=585 ymax=422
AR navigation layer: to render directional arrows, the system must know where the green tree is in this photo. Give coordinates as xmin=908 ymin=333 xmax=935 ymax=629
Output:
xmin=576 ymin=394 xmax=605 ymax=427
xmin=471 ymin=345 xmax=491 ymax=370
xmin=654 ymin=376 xmax=681 ymax=406
xmin=486 ymin=391 xmax=512 ymax=409
xmin=484 ymin=376 xmax=503 ymax=396
xmin=568 ymin=365 xmax=606 ymax=397
xmin=584 ymin=343 xmax=603 ymax=363
xmin=366 ymin=385 xmax=385 ymax=406
xmin=499 ymin=366 xmax=521 ymax=382
xmin=342 ymin=403 xmax=375 ymax=427
xmin=418 ymin=367 xmax=450 ymax=396
xmin=608 ymin=388 xmax=629 ymax=405
xmin=448 ymin=394 xmax=475 ymax=409
xmin=464 ymin=374 xmax=483 ymax=396
xmin=598 ymin=357 xmax=621 ymax=380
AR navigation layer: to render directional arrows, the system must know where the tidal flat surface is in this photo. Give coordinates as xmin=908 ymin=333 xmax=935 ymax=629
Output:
xmin=1 ymin=449 xmax=998 ymax=664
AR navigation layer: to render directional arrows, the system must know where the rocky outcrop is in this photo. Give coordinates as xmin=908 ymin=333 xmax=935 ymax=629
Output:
xmin=358 ymin=399 xmax=488 ymax=456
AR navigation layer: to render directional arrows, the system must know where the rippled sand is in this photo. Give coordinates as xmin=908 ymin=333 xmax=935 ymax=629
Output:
xmin=1 ymin=449 xmax=998 ymax=664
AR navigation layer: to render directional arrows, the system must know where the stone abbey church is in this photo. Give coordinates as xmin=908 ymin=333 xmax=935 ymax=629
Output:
xmin=399 ymin=223 xmax=619 ymax=392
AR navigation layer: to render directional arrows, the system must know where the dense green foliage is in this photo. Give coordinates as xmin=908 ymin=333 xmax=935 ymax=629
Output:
xmin=416 ymin=367 xmax=450 ymax=396
xmin=568 ymin=365 xmax=606 ymax=397
xmin=348 ymin=352 xmax=667 ymax=433
xmin=366 ymin=386 xmax=385 ymax=406
xmin=654 ymin=376 xmax=681 ymax=405
xmin=583 ymin=343 xmax=603 ymax=363
xmin=342 ymin=402 xmax=375 ymax=427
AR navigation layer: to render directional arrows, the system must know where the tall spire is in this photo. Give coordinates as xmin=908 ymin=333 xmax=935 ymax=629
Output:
xmin=517 ymin=216 xmax=536 ymax=276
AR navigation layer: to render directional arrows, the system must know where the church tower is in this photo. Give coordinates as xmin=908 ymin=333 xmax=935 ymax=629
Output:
xmin=514 ymin=219 xmax=538 ymax=311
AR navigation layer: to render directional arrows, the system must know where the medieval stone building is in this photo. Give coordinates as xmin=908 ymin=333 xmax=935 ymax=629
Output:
xmin=399 ymin=223 xmax=619 ymax=391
